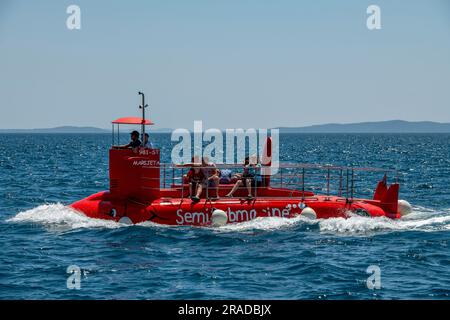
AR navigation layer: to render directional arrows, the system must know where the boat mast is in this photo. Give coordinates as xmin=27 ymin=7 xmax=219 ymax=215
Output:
xmin=138 ymin=91 xmax=148 ymax=141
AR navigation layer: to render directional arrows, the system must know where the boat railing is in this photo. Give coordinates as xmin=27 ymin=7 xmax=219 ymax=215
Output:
xmin=155 ymin=162 xmax=398 ymax=201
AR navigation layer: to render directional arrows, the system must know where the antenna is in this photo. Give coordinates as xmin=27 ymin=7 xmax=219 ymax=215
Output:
xmin=138 ymin=91 xmax=149 ymax=141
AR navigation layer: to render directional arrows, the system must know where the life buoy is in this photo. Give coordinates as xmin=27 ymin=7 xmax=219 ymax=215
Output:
xmin=211 ymin=209 xmax=228 ymax=227
xmin=301 ymin=207 xmax=317 ymax=219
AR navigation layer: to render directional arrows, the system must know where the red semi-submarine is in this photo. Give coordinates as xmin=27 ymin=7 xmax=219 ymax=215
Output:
xmin=70 ymin=93 xmax=413 ymax=227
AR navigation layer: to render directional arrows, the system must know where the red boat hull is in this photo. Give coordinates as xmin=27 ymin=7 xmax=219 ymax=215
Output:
xmin=70 ymin=190 xmax=400 ymax=226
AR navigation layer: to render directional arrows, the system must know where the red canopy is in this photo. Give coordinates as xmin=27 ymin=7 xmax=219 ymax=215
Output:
xmin=112 ymin=117 xmax=154 ymax=125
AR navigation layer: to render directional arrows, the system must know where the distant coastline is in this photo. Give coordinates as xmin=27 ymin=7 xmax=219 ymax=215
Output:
xmin=0 ymin=126 xmax=109 ymax=134
xmin=277 ymin=120 xmax=450 ymax=133
xmin=2 ymin=120 xmax=450 ymax=133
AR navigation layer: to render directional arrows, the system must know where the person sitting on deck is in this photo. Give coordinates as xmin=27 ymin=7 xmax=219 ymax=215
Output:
xmin=178 ymin=156 xmax=203 ymax=202
xmin=186 ymin=164 xmax=205 ymax=203
xmin=201 ymin=157 xmax=220 ymax=200
xmin=116 ymin=130 xmax=141 ymax=150
xmin=225 ymin=156 xmax=260 ymax=199
xmin=143 ymin=133 xmax=153 ymax=148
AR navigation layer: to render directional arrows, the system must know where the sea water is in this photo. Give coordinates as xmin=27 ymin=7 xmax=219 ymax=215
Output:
xmin=0 ymin=133 xmax=449 ymax=299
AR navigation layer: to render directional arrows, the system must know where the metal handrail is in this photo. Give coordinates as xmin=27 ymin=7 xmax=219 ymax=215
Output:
xmin=153 ymin=162 xmax=397 ymax=201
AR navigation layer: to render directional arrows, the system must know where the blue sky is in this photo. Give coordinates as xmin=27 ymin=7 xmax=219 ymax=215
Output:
xmin=0 ymin=0 xmax=449 ymax=129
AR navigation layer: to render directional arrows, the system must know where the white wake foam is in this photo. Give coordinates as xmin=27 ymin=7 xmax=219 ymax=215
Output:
xmin=209 ymin=206 xmax=450 ymax=235
xmin=318 ymin=207 xmax=450 ymax=235
xmin=6 ymin=204 xmax=450 ymax=235
xmin=7 ymin=203 xmax=123 ymax=230
xmin=216 ymin=215 xmax=313 ymax=232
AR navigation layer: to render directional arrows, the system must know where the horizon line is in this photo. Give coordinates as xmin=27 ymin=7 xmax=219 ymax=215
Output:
xmin=2 ymin=119 xmax=450 ymax=133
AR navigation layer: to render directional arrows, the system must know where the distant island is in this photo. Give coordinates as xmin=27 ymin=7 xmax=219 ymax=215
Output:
xmin=2 ymin=120 xmax=450 ymax=133
xmin=277 ymin=120 xmax=450 ymax=133
xmin=0 ymin=126 xmax=109 ymax=133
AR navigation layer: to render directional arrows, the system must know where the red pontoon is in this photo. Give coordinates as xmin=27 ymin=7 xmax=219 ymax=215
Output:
xmin=70 ymin=93 xmax=412 ymax=226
